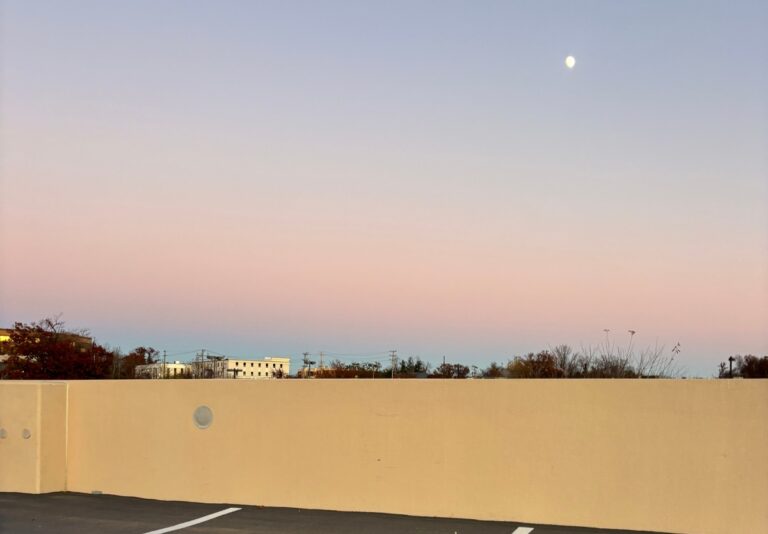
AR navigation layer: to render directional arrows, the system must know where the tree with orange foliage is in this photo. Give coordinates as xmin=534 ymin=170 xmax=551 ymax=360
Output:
xmin=1 ymin=317 xmax=114 ymax=380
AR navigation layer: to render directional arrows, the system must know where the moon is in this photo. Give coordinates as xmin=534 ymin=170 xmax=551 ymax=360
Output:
xmin=565 ymin=56 xmax=576 ymax=69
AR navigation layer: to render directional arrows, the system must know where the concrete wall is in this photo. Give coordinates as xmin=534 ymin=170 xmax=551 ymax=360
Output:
xmin=0 ymin=382 xmax=67 ymax=493
xmin=2 ymin=379 xmax=767 ymax=534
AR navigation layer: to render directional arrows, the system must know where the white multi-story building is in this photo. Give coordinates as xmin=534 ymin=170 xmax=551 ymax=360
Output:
xmin=135 ymin=361 xmax=191 ymax=379
xmin=225 ymin=357 xmax=290 ymax=379
xmin=137 ymin=356 xmax=291 ymax=379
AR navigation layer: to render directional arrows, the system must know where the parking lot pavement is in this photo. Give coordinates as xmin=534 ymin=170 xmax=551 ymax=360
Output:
xmin=0 ymin=492 xmax=671 ymax=534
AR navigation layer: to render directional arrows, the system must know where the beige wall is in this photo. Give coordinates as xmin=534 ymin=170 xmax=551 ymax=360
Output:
xmin=2 ymin=379 xmax=767 ymax=534
xmin=0 ymin=382 xmax=67 ymax=493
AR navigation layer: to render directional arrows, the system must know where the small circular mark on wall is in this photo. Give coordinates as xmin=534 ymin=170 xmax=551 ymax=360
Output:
xmin=193 ymin=405 xmax=213 ymax=429
xmin=0 ymin=428 xmax=7 ymax=439
xmin=22 ymin=428 xmax=32 ymax=439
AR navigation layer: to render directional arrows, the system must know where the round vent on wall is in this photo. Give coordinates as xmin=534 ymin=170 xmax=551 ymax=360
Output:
xmin=193 ymin=405 xmax=213 ymax=429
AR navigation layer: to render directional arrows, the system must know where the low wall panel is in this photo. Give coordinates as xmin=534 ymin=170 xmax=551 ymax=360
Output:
xmin=63 ymin=380 xmax=768 ymax=534
xmin=0 ymin=382 xmax=67 ymax=493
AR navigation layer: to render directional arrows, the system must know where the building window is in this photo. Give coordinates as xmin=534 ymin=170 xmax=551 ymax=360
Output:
xmin=258 ymin=363 xmax=262 ymax=367
xmin=280 ymin=364 xmax=283 ymax=368
xmin=258 ymin=372 xmax=261 ymax=376
xmin=235 ymin=362 xmax=239 ymax=366
xmin=250 ymin=362 xmax=254 ymax=367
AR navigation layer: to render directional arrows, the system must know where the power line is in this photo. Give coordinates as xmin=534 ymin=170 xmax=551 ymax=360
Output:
xmin=162 ymin=349 xmax=200 ymax=358
xmin=320 ymin=353 xmax=392 ymax=362
xmin=320 ymin=350 xmax=390 ymax=357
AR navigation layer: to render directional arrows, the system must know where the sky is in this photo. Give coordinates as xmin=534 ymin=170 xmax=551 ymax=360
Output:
xmin=1 ymin=0 xmax=766 ymax=376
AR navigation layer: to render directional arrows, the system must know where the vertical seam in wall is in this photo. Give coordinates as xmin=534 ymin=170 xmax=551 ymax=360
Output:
xmin=64 ymin=382 xmax=69 ymax=491
xmin=35 ymin=384 xmax=42 ymax=493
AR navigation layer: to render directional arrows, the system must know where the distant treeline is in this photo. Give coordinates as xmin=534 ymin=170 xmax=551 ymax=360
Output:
xmin=316 ymin=344 xmax=685 ymax=379
xmin=716 ymin=355 xmax=768 ymax=379
xmin=316 ymin=350 xmax=767 ymax=379
xmin=2 ymin=317 xmax=766 ymax=380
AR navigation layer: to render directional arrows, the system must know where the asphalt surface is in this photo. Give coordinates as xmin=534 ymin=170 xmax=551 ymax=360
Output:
xmin=0 ymin=492 xmax=671 ymax=534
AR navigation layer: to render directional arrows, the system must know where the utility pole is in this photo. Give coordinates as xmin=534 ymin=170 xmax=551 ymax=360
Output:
xmin=195 ymin=349 xmax=209 ymax=379
xmin=163 ymin=350 xmax=167 ymax=379
xmin=390 ymin=350 xmax=397 ymax=379
xmin=302 ymin=352 xmax=315 ymax=378
xmin=319 ymin=351 xmax=324 ymax=376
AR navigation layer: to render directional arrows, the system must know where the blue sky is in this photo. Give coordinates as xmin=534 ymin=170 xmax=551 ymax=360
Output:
xmin=1 ymin=1 xmax=766 ymax=376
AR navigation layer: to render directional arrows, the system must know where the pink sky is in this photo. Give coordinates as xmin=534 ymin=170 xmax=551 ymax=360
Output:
xmin=2 ymin=1 xmax=767 ymax=375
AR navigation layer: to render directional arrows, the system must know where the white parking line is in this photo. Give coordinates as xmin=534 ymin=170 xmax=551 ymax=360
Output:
xmin=512 ymin=528 xmax=534 ymax=534
xmin=143 ymin=507 xmax=242 ymax=534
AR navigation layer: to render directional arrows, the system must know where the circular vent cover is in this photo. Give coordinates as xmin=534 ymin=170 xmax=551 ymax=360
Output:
xmin=193 ymin=405 xmax=213 ymax=429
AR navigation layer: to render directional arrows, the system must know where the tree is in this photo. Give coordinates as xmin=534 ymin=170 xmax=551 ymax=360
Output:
xmin=739 ymin=355 xmax=768 ymax=378
xmin=429 ymin=361 xmax=469 ymax=379
xmin=0 ymin=317 xmax=115 ymax=380
xmin=116 ymin=347 xmax=159 ymax=379
xmin=719 ymin=355 xmax=768 ymax=378
xmin=314 ymin=359 xmax=388 ymax=379
xmin=584 ymin=332 xmax=680 ymax=378
xmin=632 ymin=343 xmax=680 ymax=378
xmin=397 ymin=356 xmax=430 ymax=377
xmin=482 ymin=362 xmax=505 ymax=378
xmin=551 ymin=345 xmax=591 ymax=377
xmin=507 ymin=352 xmax=564 ymax=378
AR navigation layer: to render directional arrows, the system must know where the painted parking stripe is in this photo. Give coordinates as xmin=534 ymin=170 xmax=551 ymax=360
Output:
xmin=512 ymin=528 xmax=534 ymax=534
xmin=143 ymin=507 xmax=242 ymax=534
